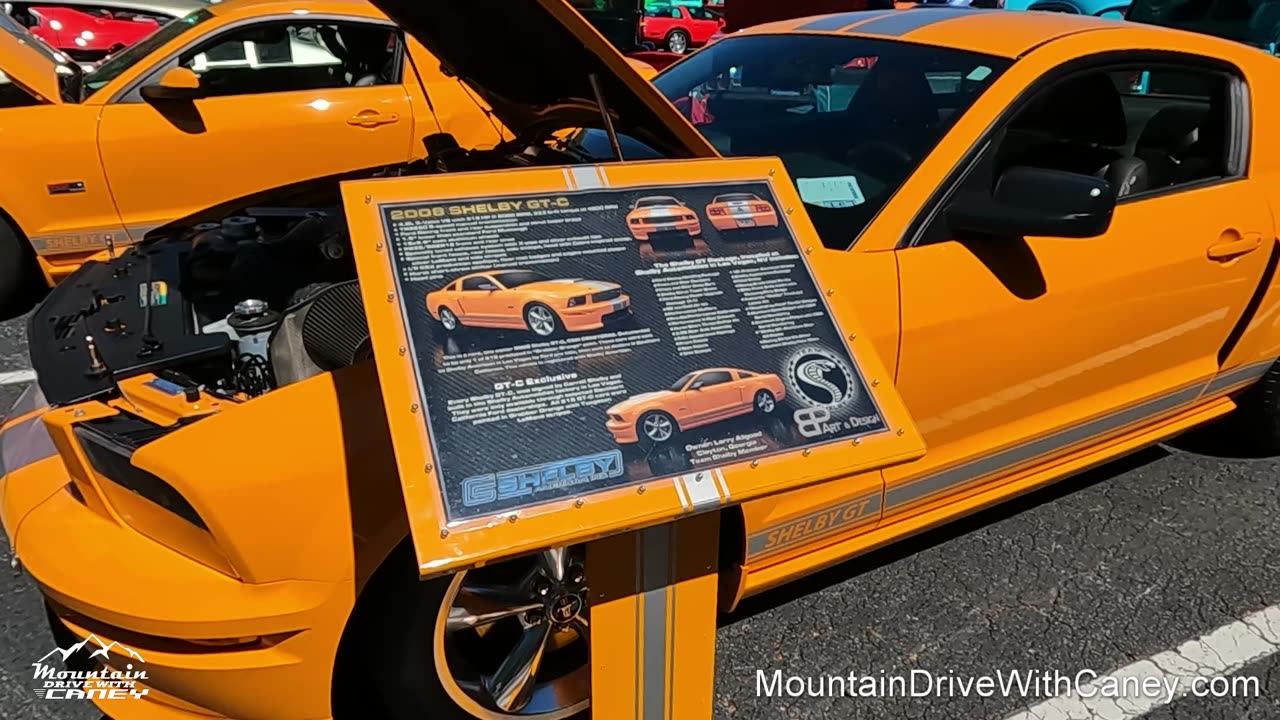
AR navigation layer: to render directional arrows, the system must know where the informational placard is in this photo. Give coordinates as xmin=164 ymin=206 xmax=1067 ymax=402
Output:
xmin=379 ymin=180 xmax=887 ymax=522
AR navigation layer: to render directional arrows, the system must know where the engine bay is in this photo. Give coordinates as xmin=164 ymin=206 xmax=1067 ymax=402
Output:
xmin=29 ymin=132 xmax=606 ymax=408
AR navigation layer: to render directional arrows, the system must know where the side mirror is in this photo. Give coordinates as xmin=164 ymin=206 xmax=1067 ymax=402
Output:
xmin=690 ymin=382 xmax=704 ymax=391
xmin=947 ymin=166 xmax=1115 ymax=239
xmin=477 ymin=282 xmax=498 ymax=291
xmin=140 ymin=67 xmax=202 ymax=103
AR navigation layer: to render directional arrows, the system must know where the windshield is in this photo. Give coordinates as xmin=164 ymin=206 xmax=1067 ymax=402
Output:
xmin=652 ymin=34 xmax=1011 ymax=249
xmin=669 ymin=372 xmax=698 ymax=392
xmin=1127 ymin=0 xmax=1280 ymax=47
xmin=81 ymin=8 xmax=213 ymax=98
xmin=493 ymin=270 xmax=549 ymax=288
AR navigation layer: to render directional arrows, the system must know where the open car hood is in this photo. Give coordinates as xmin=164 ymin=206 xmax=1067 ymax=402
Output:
xmin=0 ymin=13 xmax=66 ymax=103
xmin=366 ymin=0 xmax=714 ymax=157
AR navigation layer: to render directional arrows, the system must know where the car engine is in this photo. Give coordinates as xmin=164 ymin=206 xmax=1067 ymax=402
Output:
xmin=29 ymin=132 xmax=598 ymax=408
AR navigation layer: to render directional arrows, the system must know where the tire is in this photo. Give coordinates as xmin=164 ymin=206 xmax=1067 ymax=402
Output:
xmin=438 ymin=306 xmax=460 ymax=332
xmin=524 ymin=302 xmax=561 ymax=338
xmin=1223 ymin=361 xmax=1280 ymax=454
xmin=636 ymin=410 xmax=678 ymax=449
xmin=336 ymin=544 xmax=589 ymax=720
xmin=753 ymin=389 xmax=777 ymax=415
xmin=0 ymin=219 xmax=39 ymax=321
xmin=665 ymin=29 xmax=689 ymax=54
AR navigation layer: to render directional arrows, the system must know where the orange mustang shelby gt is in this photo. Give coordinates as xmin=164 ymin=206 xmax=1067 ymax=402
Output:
xmin=606 ymin=368 xmax=786 ymax=445
xmin=426 ymin=269 xmax=632 ymax=337
xmin=705 ymin=191 xmax=780 ymax=232
xmin=624 ymin=194 xmax=703 ymax=241
xmin=11 ymin=2 xmax=1280 ymax=720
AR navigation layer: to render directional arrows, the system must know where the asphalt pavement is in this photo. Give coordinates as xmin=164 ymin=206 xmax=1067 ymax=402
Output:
xmin=1 ymin=310 xmax=1279 ymax=720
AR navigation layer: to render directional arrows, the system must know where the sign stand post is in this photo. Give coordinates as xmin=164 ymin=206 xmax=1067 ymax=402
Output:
xmin=589 ymin=512 xmax=721 ymax=718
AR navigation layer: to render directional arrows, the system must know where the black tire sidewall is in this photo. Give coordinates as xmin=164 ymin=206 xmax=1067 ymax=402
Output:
xmin=339 ymin=548 xmax=470 ymax=720
xmin=0 ymin=221 xmax=34 ymax=318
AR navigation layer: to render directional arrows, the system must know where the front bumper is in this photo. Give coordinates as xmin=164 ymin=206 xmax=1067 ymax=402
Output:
xmin=561 ymin=297 xmax=633 ymax=332
xmin=2 ymin=399 xmax=350 ymax=720
xmin=605 ymin=416 xmax=640 ymax=444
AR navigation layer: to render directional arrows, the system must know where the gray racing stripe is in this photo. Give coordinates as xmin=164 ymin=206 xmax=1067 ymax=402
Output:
xmin=640 ymin=525 xmax=671 ymax=720
xmin=1204 ymin=358 xmax=1272 ymax=395
xmin=796 ymin=10 xmax=895 ymax=31
xmin=847 ymin=7 xmax=986 ymax=37
xmin=886 ymin=379 xmax=1207 ymax=508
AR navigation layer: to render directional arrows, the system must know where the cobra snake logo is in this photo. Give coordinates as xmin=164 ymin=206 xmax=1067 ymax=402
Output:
xmin=797 ymin=358 xmax=844 ymax=405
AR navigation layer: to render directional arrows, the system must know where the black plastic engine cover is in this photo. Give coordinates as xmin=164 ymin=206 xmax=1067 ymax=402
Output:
xmin=28 ymin=243 xmax=232 ymax=406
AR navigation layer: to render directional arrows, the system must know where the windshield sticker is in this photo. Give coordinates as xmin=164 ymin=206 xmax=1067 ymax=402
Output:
xmin=379 ymin=182 xmax=886 ymax=521
xmin=796 ymin=176 xmax=866 ymax=209
xmin=966 ymin=65 xmax=993 ymax=82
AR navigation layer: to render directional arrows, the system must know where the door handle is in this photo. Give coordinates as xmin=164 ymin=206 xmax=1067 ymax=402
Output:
xmin=347 ymin=111 xmax=399 ymax=128
xmin=1208 ymin=232 xmax=1263 ymax=261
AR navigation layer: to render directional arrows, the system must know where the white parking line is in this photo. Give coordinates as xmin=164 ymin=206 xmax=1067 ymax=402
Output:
xmin=1004 ymin=605 xmax=1280 ymax=720
xmin=0 ymin=370 xmax=35 ymax=387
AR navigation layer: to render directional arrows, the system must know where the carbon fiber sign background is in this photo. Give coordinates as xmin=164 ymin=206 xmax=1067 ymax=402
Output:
xmin=381 ymin=181 xmax=887 ymax=521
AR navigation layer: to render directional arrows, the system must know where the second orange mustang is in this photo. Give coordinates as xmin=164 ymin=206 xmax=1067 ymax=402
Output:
xmin=606 ymin=368 xmax=787 ymax=446
xmin=426 ymin=269 xmax=633 ymax=337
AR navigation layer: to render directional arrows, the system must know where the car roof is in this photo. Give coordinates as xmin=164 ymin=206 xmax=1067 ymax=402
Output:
xmin=737 ymin=7 xmax=1200 ymax=59
xmin=206 ymin=0 xmax=387 ymax=21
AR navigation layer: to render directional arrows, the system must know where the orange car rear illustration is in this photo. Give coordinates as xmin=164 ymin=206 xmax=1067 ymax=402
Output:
xmin=625 ymin=195 xmax=702 ymax=241
xmin=426 ymin=269 xmax=632 ymax=337
xmin=605 ymin=367 xmax=786 ymax=445
xmin=706 ymin=192 xmax=780 ymax=232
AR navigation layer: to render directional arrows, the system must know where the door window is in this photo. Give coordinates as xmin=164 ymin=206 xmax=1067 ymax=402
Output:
xmin=178 ymin=20 xmax=401 ymax=97
xmin=917 ymin=60 xmax=1240 ymax=246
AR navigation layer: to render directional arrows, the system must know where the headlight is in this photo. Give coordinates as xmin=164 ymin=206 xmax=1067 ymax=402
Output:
xmin=74 ymin=425 xmax=208 ymax=530
xmin=566 ymin=295 xmax=588 ymax=307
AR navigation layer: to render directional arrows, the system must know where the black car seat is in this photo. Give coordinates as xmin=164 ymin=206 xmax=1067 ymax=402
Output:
xmin=844 ymin=63 xmax=940 ymax=146
xmin=1133 ymin=104 xmax=1208 ymax=188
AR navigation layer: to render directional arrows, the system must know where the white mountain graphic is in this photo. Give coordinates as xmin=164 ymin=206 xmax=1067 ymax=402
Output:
xmin=36 ymin=634 xmax=144 ymax=664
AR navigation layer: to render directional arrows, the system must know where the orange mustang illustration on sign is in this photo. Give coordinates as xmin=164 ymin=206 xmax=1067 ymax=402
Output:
xmin=705 ymin=192 xmax=780 ymax=232
xmin=624 ymin=195 xmax=702 ymax=241
xmin=425 ymin=269 xmax=632 ymax=337
xmin=606 ymin=367 xmax=786 ymax=446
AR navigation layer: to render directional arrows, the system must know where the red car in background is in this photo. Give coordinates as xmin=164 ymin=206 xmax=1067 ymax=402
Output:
xmin=641 ymin=4 xmax=722 ymax=53
xmin=4 ymin=0 xmax=205 ymax=62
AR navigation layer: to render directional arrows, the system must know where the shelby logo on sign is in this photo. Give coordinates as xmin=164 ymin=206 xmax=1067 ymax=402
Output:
xmin=785 ymin=346 xmax=884 ymax=439
xmin=463 ymin=450 xmax=625 ymax=508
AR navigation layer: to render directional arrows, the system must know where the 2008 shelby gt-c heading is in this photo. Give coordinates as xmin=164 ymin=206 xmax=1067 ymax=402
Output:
xmin=5 ymin=2 xmax=1280 ymax=720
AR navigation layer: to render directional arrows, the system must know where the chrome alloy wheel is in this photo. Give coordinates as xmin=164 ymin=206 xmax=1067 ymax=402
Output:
xmin=434 ymin=548 xmax=590 ymax=719
xmin=440 ymin=307 xmax=459 ymax=331
xmin=526 ymin=306 xmax=557 ymax=337
xmin=755 ymin=391 xmax=775 ymax=413
xmin=642 ymin=413 xmax=674 ymax=442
